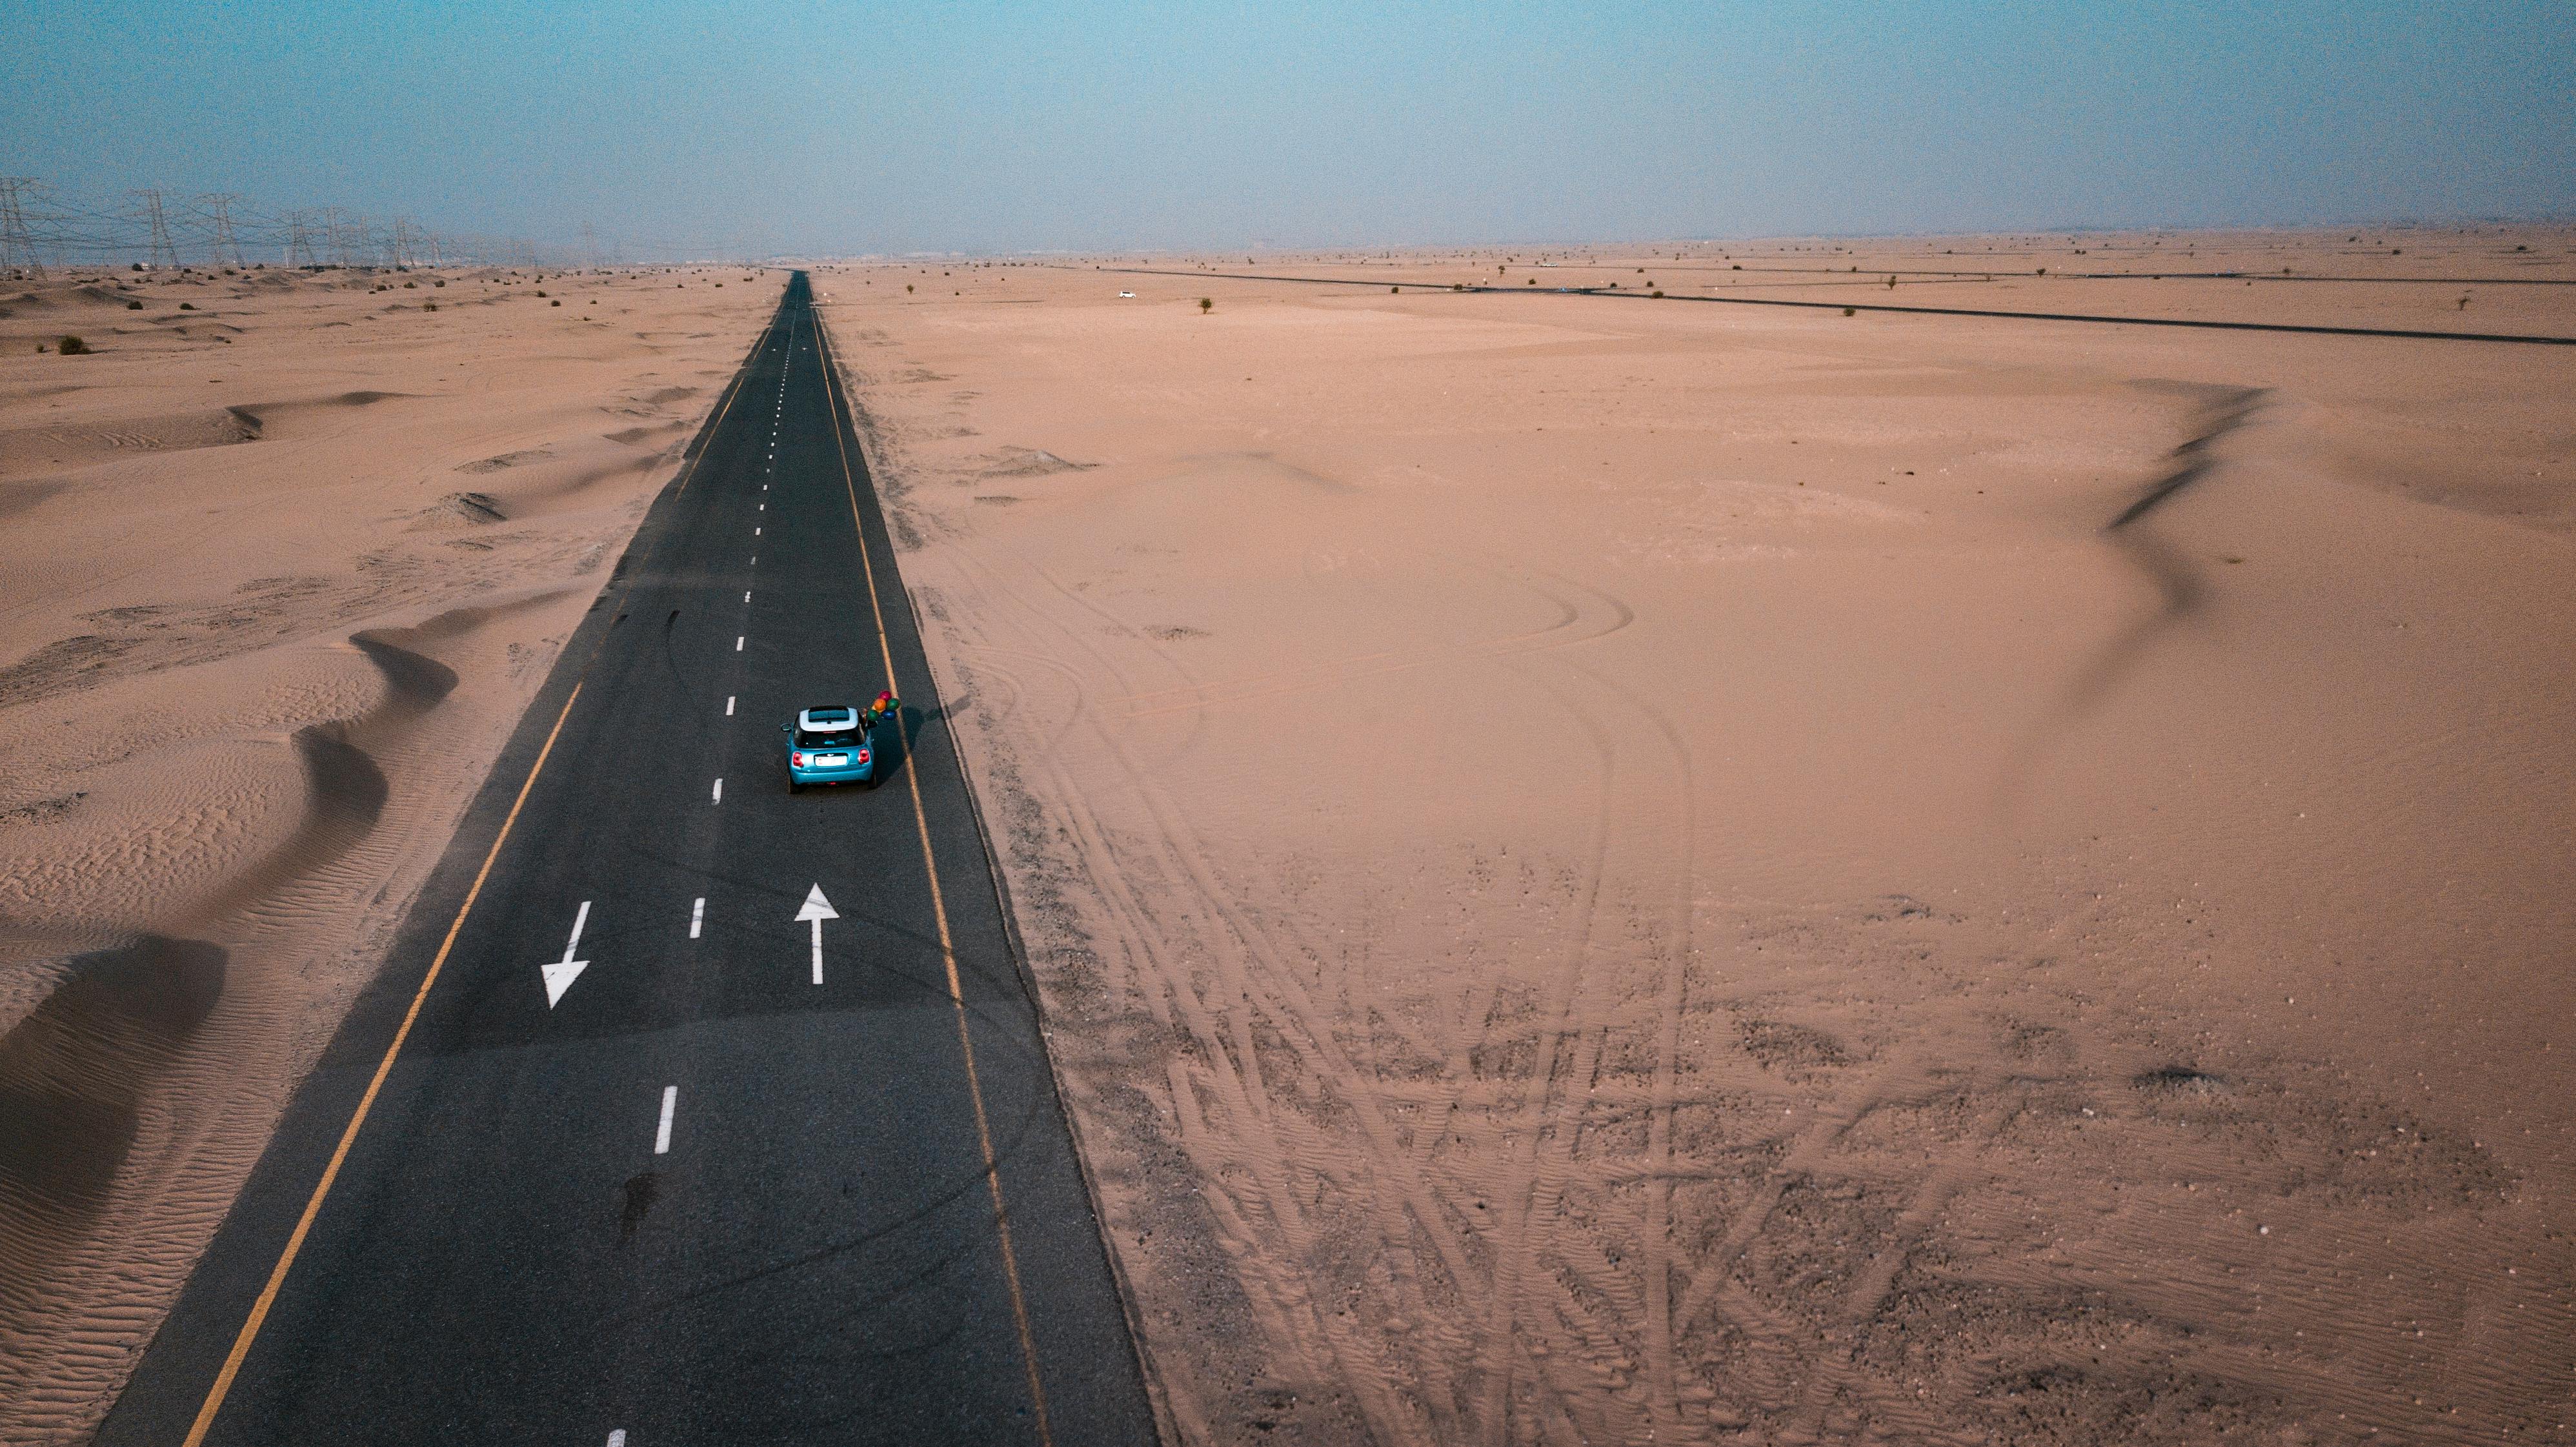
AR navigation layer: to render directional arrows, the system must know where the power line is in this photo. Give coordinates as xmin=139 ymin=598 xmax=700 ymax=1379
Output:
xmin=3 ymin=176 xmax=702 ymax=270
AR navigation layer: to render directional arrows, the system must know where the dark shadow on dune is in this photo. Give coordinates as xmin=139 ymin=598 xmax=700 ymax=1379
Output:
xmin=2070 ymin=384 xmax=2264 ymax=707
xmin=168 ymin=640 xmax=427 ymax=929
xmin=1 ymin=595 xmax=576 ymax=1336
xmin=1998 ymin=383 xmax=2266 ymax=815
xmin=348 ymin=634 xmax=461 ymax=723
xmin=223 ymin=390 xmax=407 ymax=440
xmin=174 ymin=598 xmax=567 ymax=929
xmin=2107 ymin=384 xmax=2265 ymax=529
xmin=176 ymin=725 xmax=390 ymax=931
xmin=0 ymin=935 xmax=226 ymax=1314
xmin=0 ymin=480 xmax=65 ymax=521
xmin=488 ymin=452 xmax=661 ymax=512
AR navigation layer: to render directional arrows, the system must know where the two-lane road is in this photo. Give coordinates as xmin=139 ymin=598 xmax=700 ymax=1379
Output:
xmin=99 ymin=274 xmax=1157 ymax=1446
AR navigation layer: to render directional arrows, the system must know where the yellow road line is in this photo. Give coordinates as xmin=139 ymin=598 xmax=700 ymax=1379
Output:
xmin=812 ymin=303 xmax=1056 ymax=1447
xmin=182 ymin=680 xmax=584 ymax=1446
xmin=180 ymin=309 xmax=774 ymax=1446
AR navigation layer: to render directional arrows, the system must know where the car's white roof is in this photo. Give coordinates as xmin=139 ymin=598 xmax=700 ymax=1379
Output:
xmin=798 ymin=707 xmax=859 ymax=731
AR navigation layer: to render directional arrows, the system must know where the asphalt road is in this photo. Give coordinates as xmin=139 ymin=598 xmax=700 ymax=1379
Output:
xmin=98 ymin=274 xmax=1157 ymax=1446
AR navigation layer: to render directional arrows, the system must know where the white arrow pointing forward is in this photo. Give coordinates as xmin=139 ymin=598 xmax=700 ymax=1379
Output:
xmin=542 ymin=900 xmax=592 ymax=1007
xmin=794 ymin=884 xmax=838 ymax=985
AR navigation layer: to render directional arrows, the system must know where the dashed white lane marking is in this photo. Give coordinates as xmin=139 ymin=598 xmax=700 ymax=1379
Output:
xmin=608 ymin=1432 xmax=627 ymax=1447
xmin=735 ymin=635 xmax=745 ymax=651
xmin=690 ymin=896 xmax=704 ymax=938
xmin=711 ymin=777 xmax=723 ymax=803
xmin=758 ymin=503 xmax=764 ymax=511
xmin=654 ymin=1086 xmax=677 ymax=1154
xmin=754 ymin=527 xmax=761 ymax=536
xmin=726 ymin=694 xmax=736 ymax=715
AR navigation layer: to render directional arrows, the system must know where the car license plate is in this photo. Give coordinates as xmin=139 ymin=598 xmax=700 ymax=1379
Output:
xmin=815 ymin=754 xmax=848 ymax=766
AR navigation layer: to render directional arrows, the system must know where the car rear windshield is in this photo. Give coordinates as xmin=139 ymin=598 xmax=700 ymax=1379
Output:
xmin=796 ymin=728 xmax=861 ymax=749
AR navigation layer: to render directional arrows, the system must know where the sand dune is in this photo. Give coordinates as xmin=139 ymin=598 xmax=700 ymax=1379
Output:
xmin=0 ymin=263 xmax=773 ymax=1441
xmin=818 ymin=229 xmax=2574 ymax=1444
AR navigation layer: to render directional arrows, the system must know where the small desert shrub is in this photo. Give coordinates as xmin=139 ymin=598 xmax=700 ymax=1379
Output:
xmin=179 ymin=301 xmax=196 ymax=309
xmin=551 ymin=299 xmax=561 ymax=307
xmin=434 ymin=279 xmax=446 ymax=287
xmin=535 ymin=289 xmax=547 ymax=297
xmin=1391 ymin=286 xmax=1399 ymax=293
xmin=905 ymin=284 xmax=914 ymax=293
xmin=58 ymin=334 xmax=90 ymax=354
xmin=1198 ymin=297 xmax=1213 ymax=313
xmin=405 ymin=281 xmax=417 ymax=288
xmin=424 ymin=301 xmax=438 ymax=311
xmin=126 ymin=299 xmax=143 ymax=310
xmin=1842 ymin=307 xmax=1856 ymax=317
xmin=1886 ymin=276 xmax=1896 ymax=288
xmin=1651 ymin=290 xmax=1664 ymax=298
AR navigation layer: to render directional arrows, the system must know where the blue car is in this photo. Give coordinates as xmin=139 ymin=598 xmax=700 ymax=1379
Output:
xmin=783 ymin=704 xmax=878 ymax=791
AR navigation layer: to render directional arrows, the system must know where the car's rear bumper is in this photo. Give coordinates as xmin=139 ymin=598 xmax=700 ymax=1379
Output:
xmin=789 ymin=762 xmax=876 ymax=785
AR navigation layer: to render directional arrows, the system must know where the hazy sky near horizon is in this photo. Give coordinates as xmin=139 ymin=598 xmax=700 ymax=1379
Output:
xmin=6 ymin=0 xmax=2570 ymax=256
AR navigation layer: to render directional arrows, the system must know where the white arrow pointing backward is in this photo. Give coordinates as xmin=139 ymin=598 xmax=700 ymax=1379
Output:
xmin=542 ymin=900 xmax=592 ymax=1007
xmin=794 ymin=884 xmax=838 ymax=985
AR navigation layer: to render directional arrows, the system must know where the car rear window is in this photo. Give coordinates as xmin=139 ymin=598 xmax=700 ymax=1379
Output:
xmin=796 ymin=728 xmax=860 ymax=748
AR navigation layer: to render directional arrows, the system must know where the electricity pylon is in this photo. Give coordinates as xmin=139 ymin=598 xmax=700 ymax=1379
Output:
xmin=200 ymin=193 xmax=246 ymax=267
xmin=0 ymin=177 xmax=45 ymax=276
xmin=285 ymin=208 xmax=317 ymax=268
xmin=134 ymin=188 xmax=181 ymax=268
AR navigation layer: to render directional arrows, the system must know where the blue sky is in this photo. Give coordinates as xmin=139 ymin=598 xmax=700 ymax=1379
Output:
xmin=6 ymin=0 xmax=2570 ymax=256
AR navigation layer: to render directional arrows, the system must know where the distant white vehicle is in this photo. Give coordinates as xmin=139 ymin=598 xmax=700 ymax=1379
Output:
xmin=1118 ymin=290 xmax=1134 ymax=298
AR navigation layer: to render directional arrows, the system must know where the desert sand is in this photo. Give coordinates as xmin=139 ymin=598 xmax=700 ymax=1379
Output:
xmin=816 ymin=230 xmax=2575 ymax=1444
xmin=0 ymin=263 xmax=775 ymax=1440
xmin=5 ymin=232 xmax=2569 ymax=1446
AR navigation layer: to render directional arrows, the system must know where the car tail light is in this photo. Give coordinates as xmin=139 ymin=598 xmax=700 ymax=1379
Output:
xmin=855 ymin=749 xmax=870 ymax=764
xmin=792 ymin=752 xmax=805 ymax=766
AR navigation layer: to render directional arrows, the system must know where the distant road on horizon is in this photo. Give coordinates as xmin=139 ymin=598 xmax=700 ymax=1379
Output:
xmin=96 ymin=272 xmax=1158 ymax=1447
